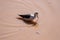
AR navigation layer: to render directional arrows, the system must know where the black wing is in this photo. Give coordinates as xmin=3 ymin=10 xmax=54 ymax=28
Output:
xmin=19 ymin=15 xmax=31 ymax=18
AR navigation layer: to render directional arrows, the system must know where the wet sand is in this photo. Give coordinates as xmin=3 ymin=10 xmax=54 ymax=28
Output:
xmin=0 ymin=0 xmax=60 ymax=40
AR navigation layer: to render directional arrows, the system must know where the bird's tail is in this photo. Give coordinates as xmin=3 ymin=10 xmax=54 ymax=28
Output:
xmin=18 ymin=14 xmax=24 ymax=18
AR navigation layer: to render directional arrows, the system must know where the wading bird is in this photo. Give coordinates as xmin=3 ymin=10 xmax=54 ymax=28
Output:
xmin=18 ymin=12 xmax=38 ymax=25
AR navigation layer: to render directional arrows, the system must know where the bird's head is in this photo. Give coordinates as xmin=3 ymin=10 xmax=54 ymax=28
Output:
xmin=34 ymin=12 xmax=38 ymax=17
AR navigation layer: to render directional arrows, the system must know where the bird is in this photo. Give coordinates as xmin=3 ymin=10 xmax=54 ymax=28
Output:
xmin=18 ymin=12 xmax=38 ymax=25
